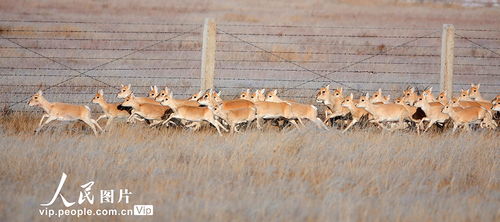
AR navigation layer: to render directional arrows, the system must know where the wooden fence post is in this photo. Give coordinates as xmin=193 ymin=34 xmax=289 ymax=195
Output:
xmin=440 ymin=24 xmax=454 ymax=99
xmin=200 ymin=18 xmax=216 ymax=91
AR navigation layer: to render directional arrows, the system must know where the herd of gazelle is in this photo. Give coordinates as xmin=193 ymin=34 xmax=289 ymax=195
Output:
xmin=27 ymin=83 xmax=499 ymax=135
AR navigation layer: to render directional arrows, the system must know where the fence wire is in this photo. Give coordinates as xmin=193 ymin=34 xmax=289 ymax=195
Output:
xmin=0 ymin=20 xmax=499 ymax=112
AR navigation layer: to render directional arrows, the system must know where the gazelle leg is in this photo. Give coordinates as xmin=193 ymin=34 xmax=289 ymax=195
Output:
xmin=162 ymin=115 xmax=176 ymax=125
xmin=342 ymin=119 xmax=358 ymax=133
xmin=81 ymin=118 xmax=99 ymax=136
xmin=127 ymin=111 xmax=137 ymax=123
xmin=104 ymin=116 xmax=114 ymax=131
xmin=289 ymin=119 xmax=300 ymax=129
xmin=35 ymin=115 xmax=57 ymax=134
xmin=96 ymin=114 xmax=107 ymax=122
xmin=424 ymin=120 xmax=436 ymax=132
xmin=311 ymin=117 xmax=329 ymax=130
xmin=207 ymin=119 xmax=223 ymax=136
xmin=90 ymin=119 xmax=103 ymax=133
xmin=38 ymin=114 xmax=49 ymax=127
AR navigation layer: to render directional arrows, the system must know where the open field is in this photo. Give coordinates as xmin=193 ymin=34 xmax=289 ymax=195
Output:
xmin=0 ymin=113 xmax=499 ymax=221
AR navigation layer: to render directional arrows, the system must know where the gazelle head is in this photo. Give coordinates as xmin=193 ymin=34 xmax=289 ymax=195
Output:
xmin=493 ymin=103 xmax=500 ymax=112
xmin=402 ymin=87 xmax=417 ymax=105
xmin=370 ymin=88 xmax=383 ymax=103
xmin=441 ymin=104 xmax=453 ymax=114
xmin=190 ymin=90 xmax=204 ymax=101
xmin=117 ymin=84 xmax=132 ymax=98
xmin=316 ymin=85 xmax=331 ymax=103
xmin=383 ymin=95 xmax=391 ymax=104
xmin=240 ymin=89 xmax=251 ymax=100
xmin=92 ymin=89 xmax=105 ymax=104
xmin=155 ymin=87 xmax=171 ymax=102
xmin=148 ymin=86 xmax=159 ymax=98
xmin=341 ymin=93 xmax=355 ymax=108
xmin=251 ymin=89 xmax=265 ymax=102
xmin=437 ymin=90 xmax=448 ymax=103
xmin=355 ymin=93 xmax=370 ymax=108
xmin=492 ymin=95 xmax=500 ymax=105
xmin=394 ymin=97 xmax=405 ymax=105
xmin=265 ymin=89 xmax=281 ymax=102
xmin=468 ymin=83 xmax=481 ymax=99
xmin=332 ymin=87 xmax=343 ymax=98
xmin=414 ymin=95 xmax=426 ymax=108
xmin=422 ymin=87 xmax=435 ymax=102
xmin=449 ymin=97 xmax=461 ymax=107
xmin=121 ymin=93 xmax=137 ymax=107
xmin=459 ymin=89 xmax=470 ymax=101
xmin=28 ymin=90 xmax=45 ymax=107
xmin=197 ymin=89 xmax=216 ymax=106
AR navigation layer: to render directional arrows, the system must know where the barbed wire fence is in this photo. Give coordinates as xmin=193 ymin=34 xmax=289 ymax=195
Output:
xmin=0 ymin=19 xmax=499 ymax=113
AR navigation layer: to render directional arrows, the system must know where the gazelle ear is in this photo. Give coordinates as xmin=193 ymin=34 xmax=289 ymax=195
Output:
xmin=130 ymin=93 xmax=135 ymax=98
xmin=365 ymin=92 xmax=369 ymax=97
xmin=325 ymin=85 xmax=330 ymax=90
xmin=98 ymin=89 xmax=104 ymax=95
xmin=339 ymin=87 xmax=343 ymax=93
xmin=428 ymin=87 xmax=433 ymax=92
xmin=121 ymin=84 xmax=124 ymax=88
xmin=386 ymin=95 xmax=391 ymax=100
xmin=349 ymin=93 xmax=354 ymax=99
xmin=410 ymin=87 xmax=415 ymax=92
xmin=273 ymin=89 xmax=277 ymax=95
xmin=37 ymin=90 xmax=43 ymax=95
xmin=150 ymin=86 xmax=153 ymax=90
xmin=246 ymin=89 xmax=250 ymax=94
xmin=477 ymin=83 xmax=480 ymax=88
xmin=127 ymin=84 xmax=131 ymax=89
xmin=378 ymin=88 xmax=382 ymax=94
xmin=260 ymin=89 xmax=266 ymax=94
xmin=154 ymin=86 xmax=158 ymax=92
xmin=216 ymin=90 xmax=222 ymax=96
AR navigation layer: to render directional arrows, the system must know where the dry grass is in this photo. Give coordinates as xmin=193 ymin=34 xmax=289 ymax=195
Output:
xmin=0 ymin=113 xmax=498 ymax=221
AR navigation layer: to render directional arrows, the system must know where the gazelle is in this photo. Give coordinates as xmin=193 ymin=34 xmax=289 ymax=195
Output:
xmin=117 ymin=84 xmax=160 ymax=105
xmin=265 ymin=89 xmax=328 ymax=130
xmin=340 ymin=93 xmax=370 ymax=132
xmin=198 ymin=89 xmax=255 ymax=111
xmin=453 ymin=94 xmax=492 ymax=110
xmin=159 ymin=91 xmax=227 ymax=135
xmin=202 ymin=93 xmax=257 ymax=133
xmin=121 ymin=94 xmax=172 ymax=126
xmin=414 ymin=95 xmax=449 ymax=132
xmin=92 ymin=89 xmax=131 ymax=131
xmin=316 ymin=85 xmax=350 ymax=125
xmin=442 ymin=103 xmax=495 ymax=132
xmin=28 ymin=90 xmax=102 ymax=135
xmin=356 ymin=93 xmax=411 ymax=131
xmin=240 ymin=89 xmax=298 ymax=129
xmin=155 ymin=87 xmax=200 ymax=107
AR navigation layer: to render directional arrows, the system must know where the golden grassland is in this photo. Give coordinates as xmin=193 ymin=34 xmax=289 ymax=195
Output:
xmin=0 ymin=113 xmax=498 ymax=221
